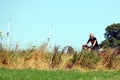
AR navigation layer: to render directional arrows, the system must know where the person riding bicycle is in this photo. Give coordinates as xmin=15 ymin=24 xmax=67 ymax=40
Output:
xmin=86 ymin=33 xmax=99 ymax=50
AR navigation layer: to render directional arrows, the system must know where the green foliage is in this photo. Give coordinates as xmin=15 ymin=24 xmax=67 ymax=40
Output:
xmin=100 ymin=23 xmax=120 ymax=48
xmin=72 ymin=52 xmax=78 ymax=64
xmin=80 ymin=51 xmax=100 ymax=67
xmin=51 ymin=46 xmax=62 ymax=68
xmin=0 ymin=68 xmax=120 ymax=80
xmin=71 ymin=51 xmax=100 ymax=69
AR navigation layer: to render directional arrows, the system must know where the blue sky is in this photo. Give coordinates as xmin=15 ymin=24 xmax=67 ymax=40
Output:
xmin=0 ymin=0 xmax=120 ymax=49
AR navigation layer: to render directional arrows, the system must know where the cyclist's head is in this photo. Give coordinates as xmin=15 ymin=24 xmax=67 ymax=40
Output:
xmin=89 ymin=33 xmax=94 ymax=39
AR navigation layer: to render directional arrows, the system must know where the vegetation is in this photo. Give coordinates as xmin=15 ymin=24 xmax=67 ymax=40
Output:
xmin=0 ymin=68 xmax=120 ymax=80
xmin=100 ymin=23 xmax=120 ymax=48
xmin=0 ymin=44 xmax=120 ymax=71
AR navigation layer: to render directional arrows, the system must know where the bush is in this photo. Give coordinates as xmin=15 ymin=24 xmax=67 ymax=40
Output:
xmin=71 ymin=51 xmax=100 ymax=69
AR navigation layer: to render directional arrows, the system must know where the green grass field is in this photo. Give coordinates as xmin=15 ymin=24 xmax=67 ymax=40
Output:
xmin=0 ymin=68 xmax=120 ymax=80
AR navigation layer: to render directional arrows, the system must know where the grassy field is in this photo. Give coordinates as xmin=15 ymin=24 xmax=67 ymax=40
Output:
xmin=0 ymin=68 xmax=120 ymax=80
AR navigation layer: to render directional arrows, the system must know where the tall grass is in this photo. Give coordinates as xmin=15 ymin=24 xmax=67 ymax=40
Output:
xmin=65 ymin=48 xmax=120 ymax=70
xmin=71 ymin=51 xmax=100 ymax=69
xmin=0 ymin=44 xmax=120 ymax=71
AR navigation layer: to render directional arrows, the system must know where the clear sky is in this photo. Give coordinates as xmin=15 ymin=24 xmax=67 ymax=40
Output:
xmin=0 ymin=0 xmax=120 ymax=50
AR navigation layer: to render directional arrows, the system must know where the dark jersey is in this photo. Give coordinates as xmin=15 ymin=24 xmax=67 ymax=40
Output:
xmin=87 ymin=37 xmax=98 ymax=47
